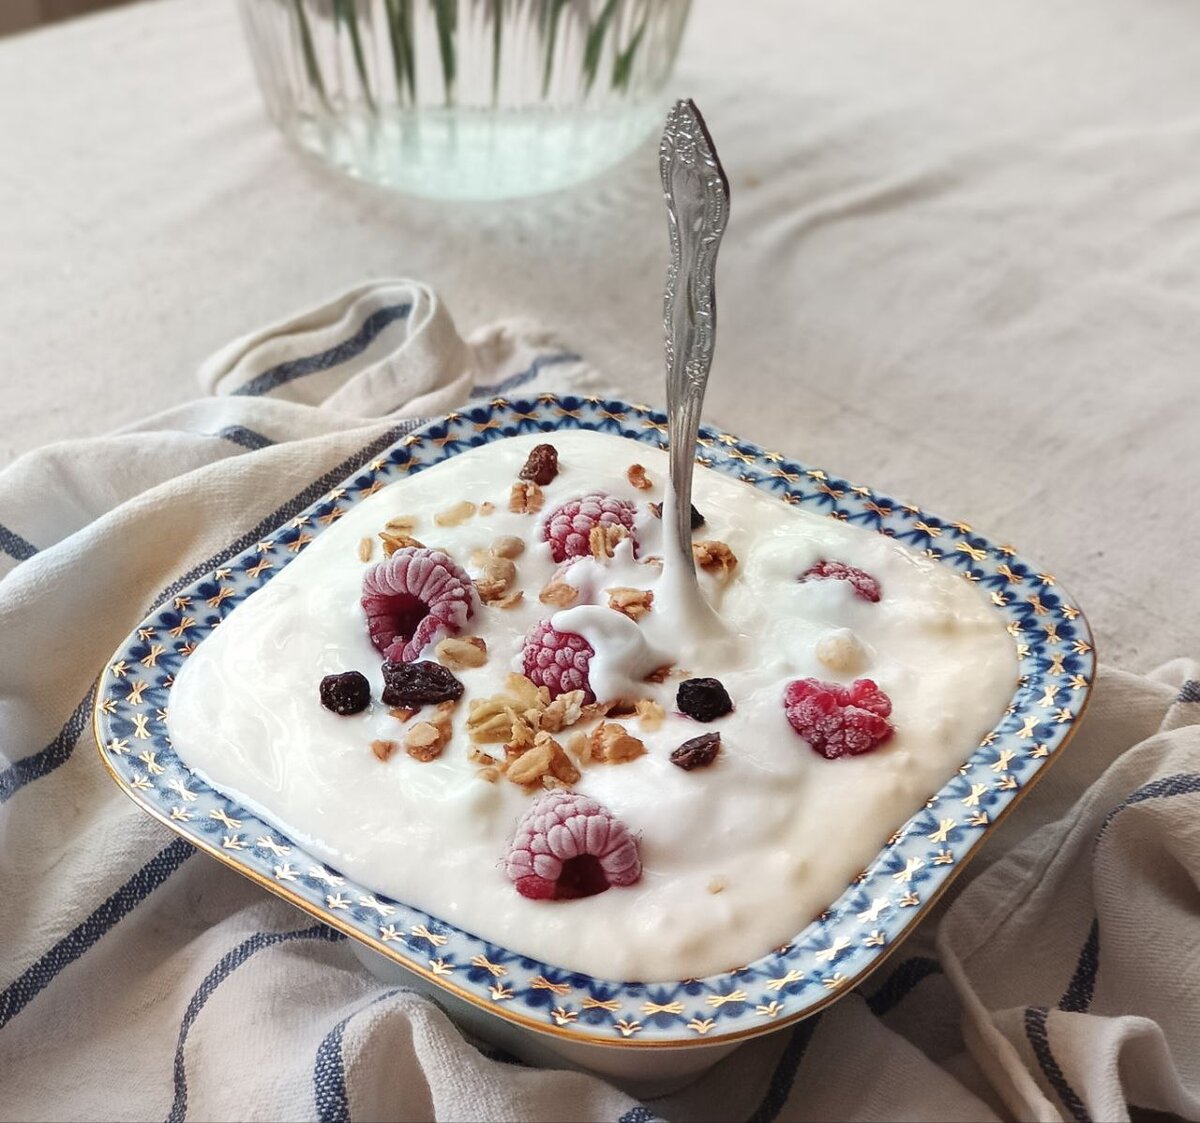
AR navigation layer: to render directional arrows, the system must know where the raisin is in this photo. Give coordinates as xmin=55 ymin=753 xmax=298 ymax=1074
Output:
xmin=519 ymin=443 xmax=559 ymax=486
xmin=670 ymin=731 xmax=721 ymax=770
xmin=676 ymin=677 xmax=733 ymax=722
xmin=381 ymin=660 xmax=464 ymax=706
xmin=319 ymin=671 xmax=371 ymax=715
xmin=648 ymin=501 xmax=706 ymax=530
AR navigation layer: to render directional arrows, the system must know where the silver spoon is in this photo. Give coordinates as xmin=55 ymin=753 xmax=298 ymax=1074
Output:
xmin=660 ymin=98 xmax=730 ymax=583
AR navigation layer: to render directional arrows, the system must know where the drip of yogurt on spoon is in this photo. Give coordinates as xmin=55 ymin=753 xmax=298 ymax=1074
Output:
xmin=656 ymin=481 xmax=745 ymax=662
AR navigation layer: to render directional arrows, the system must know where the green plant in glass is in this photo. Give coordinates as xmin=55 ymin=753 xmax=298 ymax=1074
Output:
xmin=291 ymin=0 xmax=661 ymax=109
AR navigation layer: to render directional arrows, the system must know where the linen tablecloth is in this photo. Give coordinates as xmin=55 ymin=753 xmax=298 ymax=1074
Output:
xmin=1 ymin=281 xmax=1199 ymax=1122
xmin=3 ymin=0 xmax=1200 ymax=1119
xmin=2 ymin=0 xmax=1200 ymax=672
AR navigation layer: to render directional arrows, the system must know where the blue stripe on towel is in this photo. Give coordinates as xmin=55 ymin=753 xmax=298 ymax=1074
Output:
xmin=0 ymin=837 xmax=195 ymax=1029
xmin=381 ymin=349 xmax=581 ymax=417
xmin=0 ymin=683 xmax=97 ymax=805
xmin=1057 ymin=775 xmax=1200 ymax=1027
xmin=1179 ymin=680 xmax=1200 ymax=704
xmin=865 ymin=955 xmax=943 ymax=1016
xmin=744 ymin=1013 xmax=823 ymax=1123
xmin=468 ymin=350 xmax=581 ymax=400
xmin=232 ymin=303 xmax=412 ymax=397
xmin=216 ymin=425 xmax=274 ymax=450
xmin=1024 ymin=1006 xmax=1091 ymax=1122
xmin=472 ymin=1042 xmax=527 ymax=1067
xmin=1097 ymin=772 xmax=1200 ymax=839
xmin=0 ymin=522 xmax=38 ymax=562
xmin=314 ymin=989 xmax=402 ymax=1123
xmin=0 ymin=422 xmax=414 ymax=804
xmin=168 ymin=924 xmax=344 ymax=1123
xmin=1059 ymin=919 xmax=1100 ymax=1014
xmin=616 ymin=1107 xmax=660 ymax=1123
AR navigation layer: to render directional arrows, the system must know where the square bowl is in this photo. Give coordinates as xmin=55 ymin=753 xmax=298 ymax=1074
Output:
xmin=95 ymin=394 xmax=1094 ymax=1080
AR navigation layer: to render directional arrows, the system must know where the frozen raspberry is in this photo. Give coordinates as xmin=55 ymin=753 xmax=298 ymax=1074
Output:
xmin=541 ymin=492 xmax=637 ymax=563
xmin=361 ymin=547 xmax=476 ymax=663
xmin=783 ymin=677 xmax=894 ymax=759
xmin=319 ymin=671 xmax=371 ymax=715
xmin=799 ymin=560 xmax=881 ymax=603
xmin=522 ymin=620 xmax=594 ymax=701
xmin=505 ymin=790 xmax=641 ymax=901
xmin=676 ymin=677 xmax=733 ymax=722
xmin=519 ymin=443 xmax=559 ymax=486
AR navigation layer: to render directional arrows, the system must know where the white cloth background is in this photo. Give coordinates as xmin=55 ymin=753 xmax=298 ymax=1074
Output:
xmin=1 ymin=281 xmax=1198 ymax=1122
xmin=3 ymin=0 xmax=1200 ymax=672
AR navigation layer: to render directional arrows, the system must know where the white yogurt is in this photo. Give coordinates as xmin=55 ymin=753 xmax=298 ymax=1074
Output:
xmin=167 ymin=431 xmax=1017 ymax=981
xmin=550 ymin=604 xmax=672 ymax=702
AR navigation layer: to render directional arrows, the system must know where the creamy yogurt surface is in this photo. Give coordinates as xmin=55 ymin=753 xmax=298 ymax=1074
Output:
xmin=168 ymin=430 xmax=1017 ymax=980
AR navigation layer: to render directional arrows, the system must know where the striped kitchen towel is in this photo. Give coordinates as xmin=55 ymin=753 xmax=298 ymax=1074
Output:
xmin=1 ymin=279 xmax=1198 ymax=1121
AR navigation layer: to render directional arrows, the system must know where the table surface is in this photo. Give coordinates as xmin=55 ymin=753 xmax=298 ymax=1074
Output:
xmin=2 ymin=0 xmax=1197 ymax=671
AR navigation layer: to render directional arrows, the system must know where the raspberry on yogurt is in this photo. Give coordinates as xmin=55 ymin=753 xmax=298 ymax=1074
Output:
xmin=361 ymin=547 xmax=476 ymax=663
xmin=522 ymin=620 xmax=594 ymax=701
xmin=799 ymin=560 xmax=881 ymax=603
xmin=505 ymin=790 xmax=641 ymax=901
xmin=542 ymin=492 xmax=637 ymax=563
xmin=784 ymin=677 xmax=895 ymax=759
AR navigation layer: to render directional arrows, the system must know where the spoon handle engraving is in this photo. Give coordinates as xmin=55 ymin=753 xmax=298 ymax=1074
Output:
xmin=660 ymin=99 xmax=730 ymax=571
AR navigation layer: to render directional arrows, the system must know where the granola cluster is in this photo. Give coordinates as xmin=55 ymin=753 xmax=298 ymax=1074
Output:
xmin=459 ymin=672 xmax=671 ymax=792
xmin=692 ymin=538 xmax=739 ymax=579
xmin=377 ymin=515 xmax=424 ymax=558
xmin=589 ymin=522 xmax=631 ymax=560
xmin=403 ymin=700 xmax=458 ymax=762
xmin=458 ymin=676 xmax=662 ymax=791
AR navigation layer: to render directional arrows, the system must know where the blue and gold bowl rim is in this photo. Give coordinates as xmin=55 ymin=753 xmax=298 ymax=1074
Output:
xmin=94 ymin=394 xmax=1095 ymax=1050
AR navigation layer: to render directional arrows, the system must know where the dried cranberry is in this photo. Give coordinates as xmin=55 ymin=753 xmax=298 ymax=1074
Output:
xmin=519 ymin=443 xmax=559 ymax=486
xmin=670 ymin=732 xmax=721 ymax=770
xmin=676 ymin=677 xmax=733 ymax=722
xmin=649 ymin=501 xmax=706 ymax=530
xmin=319 ymin=671 xmax=371 ymax=715
xmin=380 ymin=660 xmax=464 ymax=706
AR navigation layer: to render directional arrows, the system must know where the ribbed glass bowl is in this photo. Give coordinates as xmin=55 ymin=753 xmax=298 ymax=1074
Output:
xmin=237 ymin=0 xmax=692 ymax=199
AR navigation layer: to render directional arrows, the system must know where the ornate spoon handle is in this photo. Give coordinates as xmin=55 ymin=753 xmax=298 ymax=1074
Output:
xmin=660 ymin=98 xmax=730 ymax=574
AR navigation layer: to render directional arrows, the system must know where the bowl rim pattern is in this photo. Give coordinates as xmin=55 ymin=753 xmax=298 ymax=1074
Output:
xmin=94 ymin=394 xmax=1095 ymax=1049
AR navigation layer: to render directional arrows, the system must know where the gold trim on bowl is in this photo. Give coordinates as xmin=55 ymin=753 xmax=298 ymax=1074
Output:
xmin=94 ymin=670 xmax=1091 ymax=1050
xmin=91 ymin=397 xmax=1097 ymax=1050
